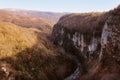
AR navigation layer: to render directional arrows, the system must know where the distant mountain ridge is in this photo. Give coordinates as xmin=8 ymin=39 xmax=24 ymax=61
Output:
xmin=0 ymin=10 xmax=53 ymax=33
xmin=3 ymin=8 xmax=67 ymax=24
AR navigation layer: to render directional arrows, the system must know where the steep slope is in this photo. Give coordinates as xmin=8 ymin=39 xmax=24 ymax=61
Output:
xmin=52 ymin=5 xmax=120 ymax=80
xmin=3 ymin=8 xmax=66 ymax=24
xmin=0 ymin=21 xmax=77 ymax=80
xmin=0 ymin=10 xmax=52 ymax=33
xmin=98 ymin=6 xmax=120 ymax=80
xmin=52 ymin=12 xmax=107 ymax=60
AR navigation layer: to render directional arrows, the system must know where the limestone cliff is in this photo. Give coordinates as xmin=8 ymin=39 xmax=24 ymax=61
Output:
xmin=52 ymin=5 xmax=120 ymax=80
xmin=52 ymin=12 xmax=107 ymax=61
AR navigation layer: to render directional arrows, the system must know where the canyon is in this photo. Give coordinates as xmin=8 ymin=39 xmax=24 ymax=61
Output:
xmin=0 ymin=5 xmax=119 ymax=80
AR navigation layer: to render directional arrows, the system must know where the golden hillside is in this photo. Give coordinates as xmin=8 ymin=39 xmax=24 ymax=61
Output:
xmin=0 ymin=21 xmax=76 ymax=80
xmin=0 ymin=21 xmax=37 ymax=58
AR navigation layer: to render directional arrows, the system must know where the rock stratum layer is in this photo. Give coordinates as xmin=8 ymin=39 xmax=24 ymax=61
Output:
xmin=52 ymin=5 xmax=120 ymax=80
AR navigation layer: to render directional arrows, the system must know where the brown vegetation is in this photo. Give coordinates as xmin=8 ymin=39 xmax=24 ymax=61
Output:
xmin=0 ymin=20 xmax=77 ymax=80
xmin=58 ymin=12 xmax=108 ymax=34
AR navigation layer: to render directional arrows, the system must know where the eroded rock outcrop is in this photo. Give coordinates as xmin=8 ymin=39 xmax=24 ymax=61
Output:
xmin=52 ymin=12 xmax=107 ymax=62
xmin=52 ymin=5 xmax=120 ymax=80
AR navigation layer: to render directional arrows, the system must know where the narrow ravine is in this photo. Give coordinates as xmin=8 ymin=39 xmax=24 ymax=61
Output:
xmin=64 ymin=61 xmax=81 ymax=80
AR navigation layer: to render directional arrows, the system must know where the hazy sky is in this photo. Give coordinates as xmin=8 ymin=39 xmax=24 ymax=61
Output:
xmin=0 ymin=0 xmax=120 ymax=12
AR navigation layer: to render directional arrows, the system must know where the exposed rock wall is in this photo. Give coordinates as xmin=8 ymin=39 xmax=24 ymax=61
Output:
xmin=100 ymin=7 xmax=120 ymax=73
xmin=52 ymin=5 xmax=120 ymax=80
xmin=52 ymin=13 xmax=107 ymax=62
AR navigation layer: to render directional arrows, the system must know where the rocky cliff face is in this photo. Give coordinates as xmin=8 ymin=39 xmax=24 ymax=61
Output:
xmin=99 ymin=6 xmax=120 ymax=77
xmin=52 ymin=5 xmax=120 ymax=80
xmin=52 ymin=13 xmax=107 ymax=61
